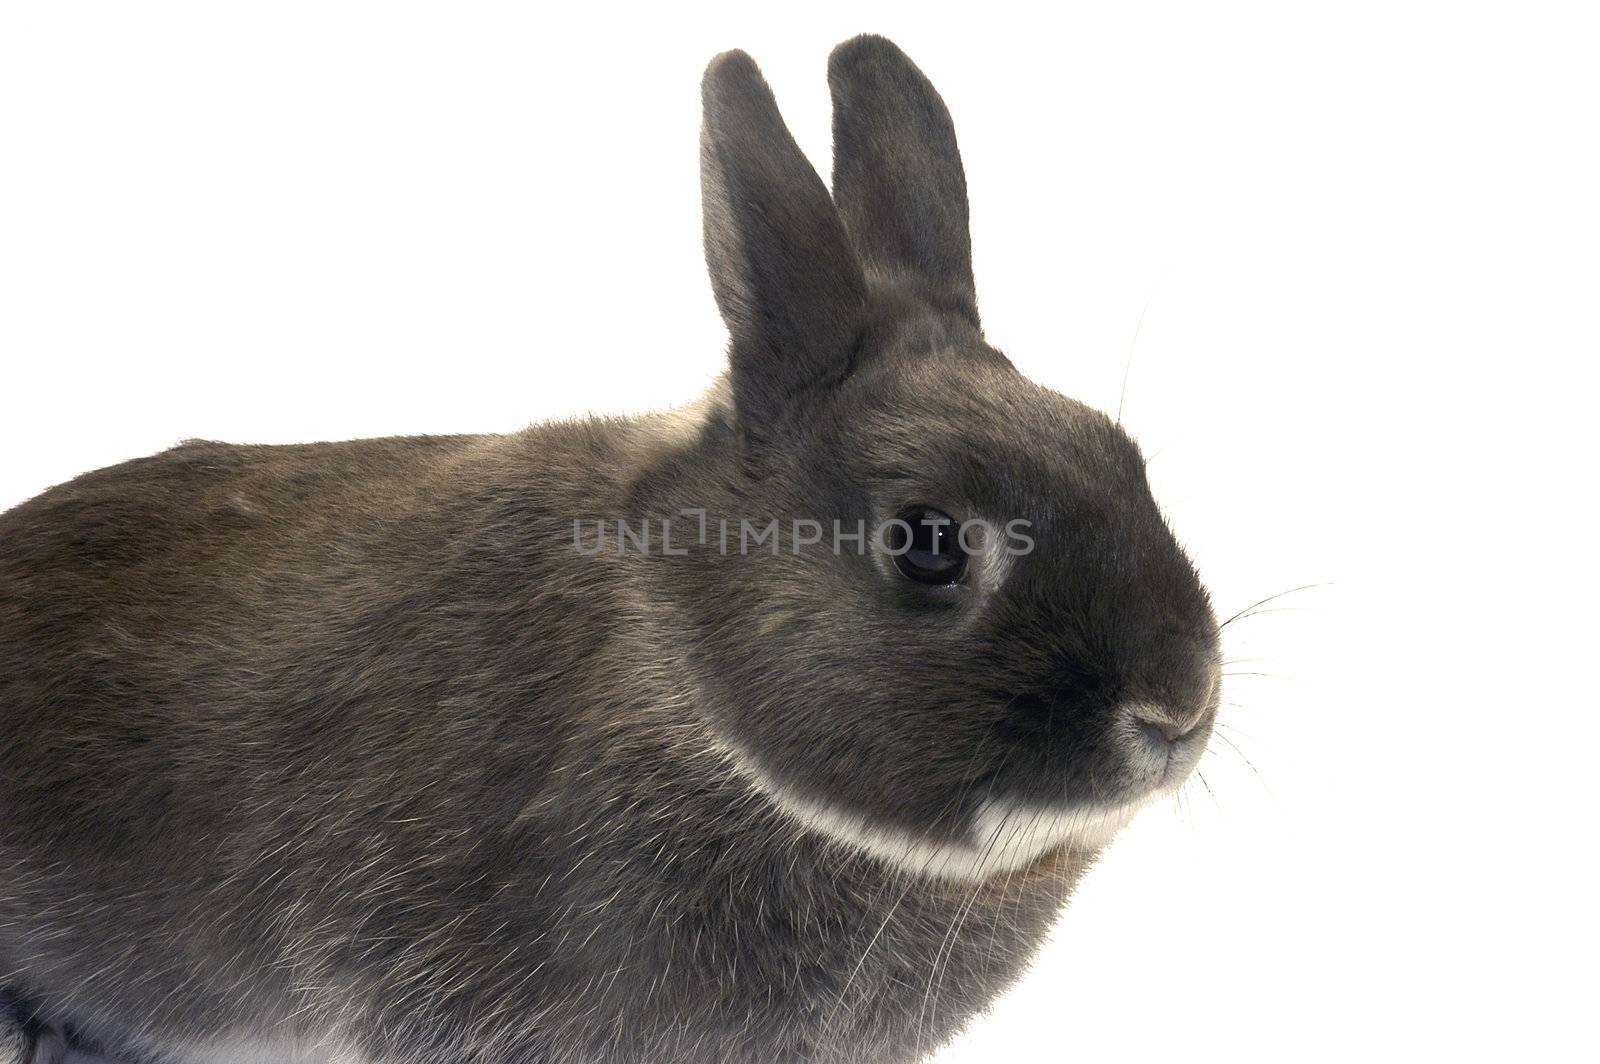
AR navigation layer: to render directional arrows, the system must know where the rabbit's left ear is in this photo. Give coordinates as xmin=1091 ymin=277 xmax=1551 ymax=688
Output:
xmin=828 ymin=36 xmax=978 ymax=327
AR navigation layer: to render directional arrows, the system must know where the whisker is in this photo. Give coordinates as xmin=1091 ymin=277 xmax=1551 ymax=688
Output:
xmin=1219 ymin=605 xmax=1310 ymax=628
xmin=1193 ymin=769 xmax=1224 ymax=815
xmin=1116 ymin=278 xmax=1163 ymax=426
xmin=1211 ymin=730 xmax=1262 ymax=780
xmin=1218 ymin=583 xmax=1328 ymax=630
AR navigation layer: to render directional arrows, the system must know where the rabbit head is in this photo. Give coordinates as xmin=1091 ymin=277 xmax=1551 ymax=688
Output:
xmin=639 ymin=36 xmax=1219 ymax=880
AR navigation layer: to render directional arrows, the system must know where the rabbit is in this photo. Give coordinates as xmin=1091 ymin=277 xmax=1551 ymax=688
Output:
xmin=0 ymin=33 xmax=1221 ymax=1064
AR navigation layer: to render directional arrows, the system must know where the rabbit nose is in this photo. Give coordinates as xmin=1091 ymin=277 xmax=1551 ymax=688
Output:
xmin=1127 ymin=705 xmax=1204 ymax=747
xmin=1122 ymin=703 xmax=1211 ymax=784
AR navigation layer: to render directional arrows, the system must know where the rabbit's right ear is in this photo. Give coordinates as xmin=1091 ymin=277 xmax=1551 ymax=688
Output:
xmin=700 ymin=51 xmax=867 ymax=434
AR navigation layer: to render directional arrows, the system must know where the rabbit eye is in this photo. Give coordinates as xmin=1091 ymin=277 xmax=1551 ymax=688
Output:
xmin=888 ymin=507 xmax=968 ymax=586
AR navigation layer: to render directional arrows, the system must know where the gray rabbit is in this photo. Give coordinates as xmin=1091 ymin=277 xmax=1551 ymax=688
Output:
xmin=0 ymin=35 xmax=1220 ymax=1064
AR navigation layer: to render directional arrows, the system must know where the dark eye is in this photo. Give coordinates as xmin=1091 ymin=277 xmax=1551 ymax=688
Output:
xmin=888 ymin=507 xmax=968 ymax=586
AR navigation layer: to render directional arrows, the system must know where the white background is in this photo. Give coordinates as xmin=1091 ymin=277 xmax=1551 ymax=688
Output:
xmin=2 ymin=2 xmax=1596 ymax=1061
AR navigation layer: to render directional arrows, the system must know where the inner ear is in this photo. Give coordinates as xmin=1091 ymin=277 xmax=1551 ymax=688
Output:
xmin=699 ymin=50 xmax=867 ymax=437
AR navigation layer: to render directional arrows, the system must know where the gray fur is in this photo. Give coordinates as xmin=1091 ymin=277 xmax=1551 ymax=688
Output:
xmin=0 ymin=35 xmax=1219 ymax=1064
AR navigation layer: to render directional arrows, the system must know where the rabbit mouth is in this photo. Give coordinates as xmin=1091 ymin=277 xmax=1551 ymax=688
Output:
xmin=1116 ymin=700 xmax=1215 ymax=790
xmin=947 ymin=710 xmax=1212 ymax=878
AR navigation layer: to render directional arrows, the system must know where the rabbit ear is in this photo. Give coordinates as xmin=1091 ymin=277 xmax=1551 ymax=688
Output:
xmin=700 ymin=51 xmax=867 ymax=432
xmin=828 ymin=35 xmax=977 ymax=326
